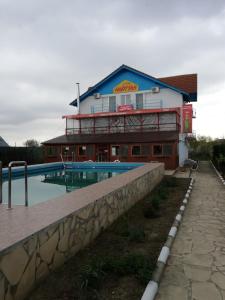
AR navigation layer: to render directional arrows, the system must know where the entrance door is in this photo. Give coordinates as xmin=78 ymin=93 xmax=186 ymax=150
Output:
xmin=96 ymin=144 xmax=109 ymax=162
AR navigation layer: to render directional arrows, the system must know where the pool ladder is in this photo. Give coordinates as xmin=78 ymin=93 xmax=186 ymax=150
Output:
xmin=0 ymin=161 xmax=28 ymax=209
xmin=0 ymin=161 xmax=2 ymax=204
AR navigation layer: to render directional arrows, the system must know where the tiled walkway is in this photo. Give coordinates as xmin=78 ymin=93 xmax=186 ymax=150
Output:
xmin=156 ymin=161 xmax=225 ymax=300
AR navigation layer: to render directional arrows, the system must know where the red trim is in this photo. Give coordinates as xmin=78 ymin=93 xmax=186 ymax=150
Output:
xmin=62 ymin=107 xmax=180 ymax=120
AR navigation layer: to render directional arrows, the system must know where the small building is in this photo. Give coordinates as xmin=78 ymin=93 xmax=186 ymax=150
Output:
xmin=43 ymin=65 xmax=197 ymax=169
xmin=0 ymin=136 xmax=9 ymax=147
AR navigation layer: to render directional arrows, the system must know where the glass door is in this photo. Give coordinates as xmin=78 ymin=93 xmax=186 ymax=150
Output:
xmin=109 ymin=96 xmax=116 ymax=112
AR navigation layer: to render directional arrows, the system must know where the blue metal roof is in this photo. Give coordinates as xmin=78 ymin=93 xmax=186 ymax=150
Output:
xmin=70 ymin=64 xmax=191 ymax=106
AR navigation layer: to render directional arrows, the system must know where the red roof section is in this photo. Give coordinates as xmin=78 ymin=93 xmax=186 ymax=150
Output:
xmin=158 ymin=74 xmax=197 ymax=94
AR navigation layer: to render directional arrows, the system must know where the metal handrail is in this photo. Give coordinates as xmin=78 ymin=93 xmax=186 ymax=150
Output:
xmin=0 ymin=161 xmax=2 ymax=204
xmin=8 ymin=161 xmax=28 ymax=209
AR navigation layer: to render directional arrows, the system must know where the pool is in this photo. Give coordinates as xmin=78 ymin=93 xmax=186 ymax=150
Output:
xmin=1 ymin=162 xmax=143 ymax=206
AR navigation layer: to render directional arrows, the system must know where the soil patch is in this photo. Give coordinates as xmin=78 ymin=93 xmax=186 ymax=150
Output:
xmin=28 ymin=176 xmax=189 ymax=300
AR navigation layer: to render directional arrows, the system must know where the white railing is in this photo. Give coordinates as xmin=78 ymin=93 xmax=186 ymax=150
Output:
xmin=90 ymin=99 xmax=163 ymax=114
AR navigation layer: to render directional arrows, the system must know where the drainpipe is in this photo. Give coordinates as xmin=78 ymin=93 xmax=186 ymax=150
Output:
xmin=76 ymin=82 xmax=80 ymax=114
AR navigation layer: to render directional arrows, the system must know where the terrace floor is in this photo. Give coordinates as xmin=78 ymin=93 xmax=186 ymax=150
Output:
xmin=156 ymin=161 xmax=225 ymax=300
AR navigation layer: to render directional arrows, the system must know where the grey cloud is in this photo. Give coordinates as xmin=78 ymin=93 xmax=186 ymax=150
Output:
xmin=0 ymin=0 xmax=225 ymax=144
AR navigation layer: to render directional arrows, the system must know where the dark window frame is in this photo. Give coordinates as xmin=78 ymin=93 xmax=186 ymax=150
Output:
xmin=47 ymin=146 xmax=59 ymax=157
xmin=131 ymin=145 xmax=141 ymax=156
xmin=111 ymin=145 xmax=120 ymax=156
xmin=78 ymin=145 xmax=87 ymax=156
xmin=152 ymin=144 xmax=173 ymax=157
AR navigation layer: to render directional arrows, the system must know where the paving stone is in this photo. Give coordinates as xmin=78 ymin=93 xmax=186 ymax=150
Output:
xmin=159 ymin=265 xmax=188 ymax=288
xmin=5 ymin=287 xmax=13 ymax=300
xmin=172 ymin=239 xmax=192 ymax=255
xmin=183 ymin=265 xmax=211 ymax=282
xmin=211 ymin=272 xmax=225 ymax=290
xmin=39 ymin=230 xmax=59 ymax=264
xmin=0 ymin=246 xmax=29 ymax=285
xmin=36 ymin=262 xmax=49 ymax=282
xmin=183 ymin=253 xmax=213 ymax=267
xmin=213 ymin=252 xmax=225 ymax=267
xmin=156 ymin=284 xmax=188 ymax=300
xmin=24 ymin=235 xmax=38 ymax=256
xmin=15 ymin=253 xmax=36 ymax=300
xmin=0 ymin=272 xmax=5 ymax=300
xmin=192 ymin=282 xmax=221 ymax=300
xmin=52 ymin=251 xmax=65 ymax=270
xmin=58 ymin=230 xmax=70 ymax=252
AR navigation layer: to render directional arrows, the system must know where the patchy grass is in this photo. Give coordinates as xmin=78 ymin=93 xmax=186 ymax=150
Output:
xmin=28 ymin=176 xmax=189 ymax=300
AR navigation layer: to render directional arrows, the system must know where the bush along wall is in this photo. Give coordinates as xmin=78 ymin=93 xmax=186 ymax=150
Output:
xmin=212 ymin=143 xmax=225 ymax=176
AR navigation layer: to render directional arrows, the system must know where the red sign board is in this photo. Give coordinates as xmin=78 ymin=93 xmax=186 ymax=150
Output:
xmin=182 ymin=104 xmax=193 ymax=133
xmin=117 ymin=104 xmax=134 ymax=112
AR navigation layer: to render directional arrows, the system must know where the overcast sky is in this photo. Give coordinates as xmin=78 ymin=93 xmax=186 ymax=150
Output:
xmin=1 ymin=0 xmax=225 ymax=146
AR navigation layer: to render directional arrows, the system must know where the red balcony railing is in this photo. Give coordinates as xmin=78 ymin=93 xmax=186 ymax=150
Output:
xmin=66 ymin=122 xmax=180 ymax=135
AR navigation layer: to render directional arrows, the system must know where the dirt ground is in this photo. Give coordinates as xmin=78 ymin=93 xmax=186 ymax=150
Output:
xmin=28 ymin=176 xmax=189 ymax=300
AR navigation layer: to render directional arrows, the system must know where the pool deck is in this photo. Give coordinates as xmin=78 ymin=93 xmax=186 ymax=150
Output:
xmin=0 ymin=163 xmax=158 ymax=253
xmin=156 ymin=161 xmax=225 ymax=300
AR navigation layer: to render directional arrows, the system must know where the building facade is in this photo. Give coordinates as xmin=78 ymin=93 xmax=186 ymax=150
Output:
xmin=43 ymin=65 xmax=197 ymax=169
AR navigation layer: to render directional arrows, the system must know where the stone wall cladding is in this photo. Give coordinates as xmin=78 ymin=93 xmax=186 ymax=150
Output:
xmin=0 ymin=163 xmax=164 ymax=300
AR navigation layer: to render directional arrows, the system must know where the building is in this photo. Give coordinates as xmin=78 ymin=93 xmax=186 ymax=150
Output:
xmin=0 ymin=136 xmax=9 ymax=147
xmin=43 ymin=65 xmax=197 ymax=169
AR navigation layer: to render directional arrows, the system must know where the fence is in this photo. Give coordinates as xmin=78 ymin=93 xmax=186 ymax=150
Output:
xmin=0 ymin=147 xmax=44 ymax=167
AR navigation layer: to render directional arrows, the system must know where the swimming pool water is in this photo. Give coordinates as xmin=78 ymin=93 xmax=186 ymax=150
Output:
xmin=2 ymin=168 xmax=124 ymax=206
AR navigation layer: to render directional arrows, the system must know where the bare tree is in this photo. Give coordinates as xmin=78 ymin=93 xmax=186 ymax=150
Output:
xmin=23 ymin=139 xmax=40 ymax=147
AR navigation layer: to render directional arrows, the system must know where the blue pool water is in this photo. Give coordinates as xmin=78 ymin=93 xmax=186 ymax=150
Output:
xmin=2 ymin=168 xmax=125 ymax=206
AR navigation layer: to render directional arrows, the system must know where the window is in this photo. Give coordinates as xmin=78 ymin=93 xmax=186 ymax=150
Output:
xmin=136 ymin=93 xmax=143 ymax=109
xmin=163 ymin=144 xmax=173 ymax=156
xmin=47 ymin=146 xmax=58 ymax=156
xmin=111 ymin=145 xmax=120 ymax=156
xmin=121 ymin=94 xmax=131 ymax=105
xmin=119 ymin=145 xmax=128 ymax=157
xmin=153 ymin=144 xmax=173 ymax=156
xmin=141 ymin=145 xmax=151 ymax=155
xmin=131 ymin=144 xmax=150 ymax=156
xmin=132 ymin=145 xmax=141 ymax=156
xmin=153 ymin=145 xmax=163 ymax=156
xmin=79 ymin=145 xmax=87 ymax=156
xmin=86 ymin=145 xmax=95 ymax=157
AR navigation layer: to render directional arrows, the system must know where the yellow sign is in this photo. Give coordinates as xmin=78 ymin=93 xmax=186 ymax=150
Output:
xmin=113 ymin=80 xmax=139 ymax=94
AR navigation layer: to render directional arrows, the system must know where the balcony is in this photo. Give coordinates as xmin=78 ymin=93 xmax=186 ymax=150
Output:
xmin=90 ymin=99 xmax=163 ymax=114
xmin=65 ymin=110 xmax=180 ymax=135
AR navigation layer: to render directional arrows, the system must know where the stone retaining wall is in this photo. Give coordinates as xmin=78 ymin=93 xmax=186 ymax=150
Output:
xmin=0 ymin=163 xmax=164 ymax=300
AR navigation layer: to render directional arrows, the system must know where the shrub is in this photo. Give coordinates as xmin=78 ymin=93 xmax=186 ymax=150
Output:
xmin=127 ymin=226 xmax=145 ymax=242
xmin=151 ymin=195 xmax=161 ymax=210
xmin=80 ymin=261 xmax=106 ymax=289
xmin=79 ymin=254 xmax=154 ymax=290
xmin=102 ymin=253 xmax=154 ymax=281
xmin=163 ymin=177 xmax=178 ymax=187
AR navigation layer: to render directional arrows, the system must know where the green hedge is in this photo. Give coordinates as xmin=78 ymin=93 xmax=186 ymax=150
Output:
xmin=212 ymin=143 xmax=225 ymax=174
